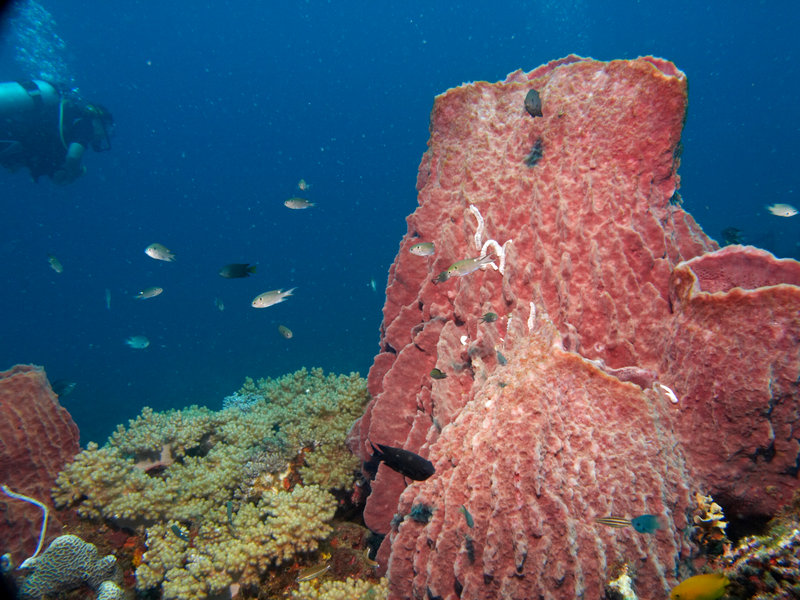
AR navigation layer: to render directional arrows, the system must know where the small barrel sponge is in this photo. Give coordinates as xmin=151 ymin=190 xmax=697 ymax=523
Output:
xmin=19 ymin=534 xmax=117 ymax=599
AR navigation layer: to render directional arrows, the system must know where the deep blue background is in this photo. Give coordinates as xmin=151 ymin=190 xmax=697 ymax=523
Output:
xmin=1 ymin=1 xmax=798 ymax=444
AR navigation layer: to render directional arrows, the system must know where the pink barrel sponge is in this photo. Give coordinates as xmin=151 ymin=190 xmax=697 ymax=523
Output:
xmin=348 ymin=56 xmax=800 ymax=599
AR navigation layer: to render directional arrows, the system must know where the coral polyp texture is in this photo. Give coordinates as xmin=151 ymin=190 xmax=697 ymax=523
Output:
xmin=18 ymin=534 xmax=119 ymax=600
xmin=347 ymin=56 xmax=800 ymax=599
xmin=52 ymin=368 xmax=368 ymax=599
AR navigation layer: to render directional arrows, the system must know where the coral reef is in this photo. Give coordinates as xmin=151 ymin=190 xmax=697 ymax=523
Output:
xmin=292 ymin=576 xmax=389 ymax=599
xmin=134 ymin=485 xmax=336 ymax=598
xmin=347 ymin=56 xmax=800 ymax=599
xmin=0 ymin=365 xmax=80 ymax=565
xmin=720 ymin=515 xmax=800 ymax=599
xmin=52 ymin=368 xmax=368 ymax=599
xmin=18 ymin=534 xmax=119 ymax=600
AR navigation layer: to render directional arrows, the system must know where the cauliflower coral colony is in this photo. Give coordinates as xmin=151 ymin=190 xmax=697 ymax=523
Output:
xmin=52 ymin=368 xmax=387 ymax=599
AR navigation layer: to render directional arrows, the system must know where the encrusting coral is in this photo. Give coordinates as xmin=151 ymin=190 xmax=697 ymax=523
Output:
xmin=52 ymin=368 xmax=369 ymax=599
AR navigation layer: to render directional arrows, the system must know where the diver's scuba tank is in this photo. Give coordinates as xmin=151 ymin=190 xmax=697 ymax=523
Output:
xmin=0 ymin=80 xmax=60 ymax=117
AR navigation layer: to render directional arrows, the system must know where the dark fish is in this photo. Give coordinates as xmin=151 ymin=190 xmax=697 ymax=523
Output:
xmin=525 ymin=138 xmax=544 ymax=167
xmin=51 ymin=380 xmax=77 ymax=397
xmin=219 ymin=263 xmax=257 ymax=278
xmin=430 ymin=368 xmax=447 ymax=380
xmin=721 ymin=227 xmax=744 ymax=246
xmin=410 ymin=503 xmax=434 ymax=523
xmin=524 ymin=89 xmax=543 ymax=117
xmin=480 ymin=312 xmax=498 ymax=323
xmin=370 ymin=441 xmax=435 ymax=481
xmin=496 ymin=350 xmax=507 ymax=366
xmin=171 ymin=524 xmax=190 ymax=541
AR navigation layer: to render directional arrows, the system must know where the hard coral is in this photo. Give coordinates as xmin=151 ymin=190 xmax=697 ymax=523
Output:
xmin=18 ymin=534 xmax=118 ymax=600
xmin=292 ymin=576 xmax=389 ymax=599
xmin=52 ymin=368 xmax=366 ymax=600
xmin=135 ymin=485 xmax=336 ymax=599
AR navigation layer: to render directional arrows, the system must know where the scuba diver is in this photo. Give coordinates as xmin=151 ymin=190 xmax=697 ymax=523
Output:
xmin=0 ymin=79 xmax=113 ymax=184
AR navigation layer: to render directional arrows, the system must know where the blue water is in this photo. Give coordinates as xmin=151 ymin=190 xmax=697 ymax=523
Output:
xmin=1 ymin=1 xmax=798 ymax=444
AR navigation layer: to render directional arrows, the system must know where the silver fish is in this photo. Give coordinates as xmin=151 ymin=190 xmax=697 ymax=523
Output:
xmin=284 ymin=197 xmax=315 ymax=210
xmin=252 ymin=287 xmax=296 ymax=308
xmin=766 ymin=203 xmax=798 ymax=217
xmin=134 ymin=286 xmax=163 ymax=300
xmin=145 ymin=243 xmax=176 ymax=262
xmin=125 ymin=335 xmax=150 ymax=349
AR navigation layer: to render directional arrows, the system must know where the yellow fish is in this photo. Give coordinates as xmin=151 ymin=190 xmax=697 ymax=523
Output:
xmin=670 ymin=573 xmax=729 ymax=600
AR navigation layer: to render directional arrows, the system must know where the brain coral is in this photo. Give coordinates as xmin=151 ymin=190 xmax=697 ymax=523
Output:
xmin=18 ymin=534 xmax=118 ymax=600
xmin=51 ymin=368 xmax=368 ymax=599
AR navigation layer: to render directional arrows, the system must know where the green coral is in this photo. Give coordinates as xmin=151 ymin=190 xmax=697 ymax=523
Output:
xmin=51 ymin=368 xmax=369 ymax=600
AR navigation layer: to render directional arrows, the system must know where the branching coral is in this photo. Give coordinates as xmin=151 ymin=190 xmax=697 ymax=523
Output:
xmin=292 ymin=576 xmax=389 ymax=600
xmin=52 ymin=368 xmax=368 ymax=600
xmin=135 ymin=485 xmax=337 ymax=599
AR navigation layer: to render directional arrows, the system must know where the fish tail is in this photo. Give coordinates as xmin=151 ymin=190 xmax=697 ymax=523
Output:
xmin=248 ymin=264 xmax=257 ymax=274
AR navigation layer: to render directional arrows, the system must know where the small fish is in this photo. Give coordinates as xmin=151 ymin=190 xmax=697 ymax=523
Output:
xmin=145 ymin=243 xmax=176 ymax=262
xmin=524 ymin=88 xmax=543 ymax=118
xmin=170 ymin=524 xmax=190 ymax=542
xmin=252 ymin=287 xmax=296 ymax=308
xmin=134 ymin=286 xmax=163 ymax=300
xmin=480 ymin=312 xmax=498 ymax=323
xmin=47 ymin=254 xmax=63 ymax=273
xmin=214 ymin=297 xmax=225 ymax=311
xmin=631 ymin=514 xmax=662 ymax=533
xmin=297 ymin=179 xmax=310 ymax=191
xmin=460 ymin=505 xmax=474 ymax=528
xmin=296 ymin=563 xmax=329 ymax=583
xmin=595 ymin=514 xmax=661 ymax=534
xmin=594 ymin=516 xmax=633 ymax=529
xmin=125 ymin=335 xmax=150 ymax=349
xmin=219 ymin=263 xmax=257 ymax=278
xmin=285 ymin=197 xmax=315 ymax=209
xmin=430 ymin=368 xmax=447 ymax=380
xmin=720 ymin=226 xmax=744 ymax=246
xmin=364 ymin=548 xmax=379 ymax=568
xmin=370 ymin=441 xmax=435 ymax=481
xmin=105 ymin=288 xmax=111 ymax=310
xmin=496 ymin=350 xmax=507 ymax=366
xmin=226 ymin=500 xmax=236 ymax=534
xmin=766 ymin=203 xmax=798 ymax=217
xmin=369 ymin=278 xmax=377 ymax=292
xmin=51 ymin=380 xmax=77 ymax=397
xmin=410 ymin=242 xmax=435 ymax=256
xmin=278 ymin=325 xmax=293 ymax=339
xmin=435 ymin=254 xmax=495 ymax=283
xmin=670 ymin=573 xmax=729 ymax=600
